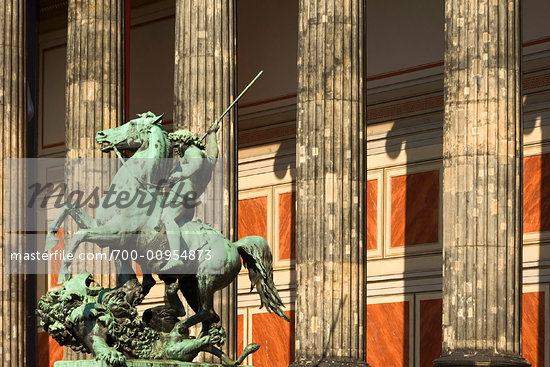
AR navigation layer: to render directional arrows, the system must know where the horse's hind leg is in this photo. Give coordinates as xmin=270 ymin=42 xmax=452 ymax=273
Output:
xmin=142 ymin=274 xmax=156 ymax=296
xmin=45 ymin=203 xmax=95 ymax=250
xmin=165 ymin=279 xmax=186 ymax=317
xmin=178 ymin=276 xmax=200 ymax=314
xmin=115 ymin=261 xmax=156 ymax=306
xmin=198 ymin=275 xmax=221 ymax=337
xmin=115 ymin=258 xmax=137 ymax=287
xmin=180 ymin=274 xmax=220 ymax=337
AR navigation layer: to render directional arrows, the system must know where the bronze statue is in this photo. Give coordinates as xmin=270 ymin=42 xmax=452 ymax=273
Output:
xmin=39 ymin=72 xmax=290 ymax=366
xmin=159 ymin=122 xmax=220 ymax=272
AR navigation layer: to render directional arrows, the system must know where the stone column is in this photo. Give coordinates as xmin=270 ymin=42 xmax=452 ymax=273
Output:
xmin=66 ymin=0 xmax=125 ymax=161
xmin=173 ymin=0 xmax=237 ymax=359
xmin=0 ymin=1 xmax=27 ymax=366
xmin=434 ymin=0 xmax=528 ymax=365
xmin=65 ymin=0 xmax=125 ymax=360
xmin=292 ymin=0 xmax=366 ymax=366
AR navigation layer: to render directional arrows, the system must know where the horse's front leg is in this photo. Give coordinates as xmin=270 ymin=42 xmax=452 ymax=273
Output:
xmin=58 ymin=228 xmax=119 ymax=284
xmin=45 ymin=203 xmax=95 ymax=251
xmin=58 ymin=230 xmax=86 ymax=283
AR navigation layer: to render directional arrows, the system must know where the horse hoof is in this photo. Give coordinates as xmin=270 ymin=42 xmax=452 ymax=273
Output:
xmin=45 ymin=232 xmax=59 ymax=251
xmin=57 ymin=274 xmax=71 ymax=285
xmin=58 ymin=266 xmax=72 ymax=285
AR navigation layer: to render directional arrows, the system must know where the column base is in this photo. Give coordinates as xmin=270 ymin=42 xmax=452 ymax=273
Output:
xmin=434 ymin=352 xmax=530 ymax=367
xmin=290 ymin=357 xmax=370 ymax=367
xmin=54 ymin=361 xmax=253 ymax=367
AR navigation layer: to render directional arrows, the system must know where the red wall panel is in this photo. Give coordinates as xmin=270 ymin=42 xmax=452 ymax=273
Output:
xmin=390 ymin=171 xmax=439 ymax=247
xmin=419 ymin=298 xmax=442 ymax=367
xmin=523 ymin=154 xmax=550 ymax=233
xmin=238 ymin=196 xmax=268 ymax=240
xmin=367 ymin=179 xmax=378 ymax=251
xmin=37 ymin=332 xmax=63 ymax=367
xmin=237 ymin=314 xmax=244 ymax=357
xmin=278 ymin=191 xmax=296 ymax=260
xmin=49 ymin=229 xmax=64 ymax=287
xmin=367 ymin=301 xmax=410 ymax=367
xmin=251 ymin=310 xmax=295 ymax=367
xmin=522 ymin=292 xmax=545 ymax=367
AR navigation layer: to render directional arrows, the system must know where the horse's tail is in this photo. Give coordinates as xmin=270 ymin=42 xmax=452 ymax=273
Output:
xmin=236 ymin=236 xmax=290 ymax=322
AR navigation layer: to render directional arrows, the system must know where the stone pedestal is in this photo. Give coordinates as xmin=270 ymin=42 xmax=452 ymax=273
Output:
xmin=173 ymin=0 xmax=237 ymax=360
xmin=0 ymin=0 xmax=28 ymax=365
xmin=54 ymin=360 xmax=253 ymax=367
xmin=435 ymin=0 xmax=529 ymax=366
xmin=292 ymin=0 xmax=367 ymax=366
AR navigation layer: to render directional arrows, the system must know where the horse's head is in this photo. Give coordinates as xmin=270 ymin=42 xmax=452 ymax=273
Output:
xmin=95 ymin=111 xmax=164 ymax=153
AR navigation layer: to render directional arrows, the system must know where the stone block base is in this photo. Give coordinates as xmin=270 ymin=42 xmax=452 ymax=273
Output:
xmin=54 ymin=360 xmax=254 ymax=367
xmin=433 ymin=352 xmax=531 ymax=367
xmin=289 ymin=358 xmax=370 ymax=367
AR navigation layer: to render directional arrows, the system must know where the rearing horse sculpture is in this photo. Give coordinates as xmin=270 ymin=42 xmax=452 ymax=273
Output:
xmin=45 ymin=112 xmax=172 ymax=283
xmin=45 ymin=111 xmax=289 ymax=341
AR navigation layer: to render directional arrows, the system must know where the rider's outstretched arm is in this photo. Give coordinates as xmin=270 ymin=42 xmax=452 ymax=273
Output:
xmin=205 ymin=121 xmax=220 ymax=160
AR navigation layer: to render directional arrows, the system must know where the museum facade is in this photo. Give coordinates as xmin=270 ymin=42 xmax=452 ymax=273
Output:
xmin=0 ymin=0 xmax=550 ymax=366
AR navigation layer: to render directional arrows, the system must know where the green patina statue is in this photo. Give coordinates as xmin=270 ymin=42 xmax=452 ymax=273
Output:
xmin=159 ymin=124 xmax=219 ymax=272
xmin=37 ymin=273 xmax=259 ymax=366
xmin=39 ymin=90 xmax=289 ymax=365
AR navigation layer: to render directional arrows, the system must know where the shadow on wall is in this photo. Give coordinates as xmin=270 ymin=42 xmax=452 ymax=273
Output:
xmin=522 ymin=92 xmax=547 ymax=367
xmin=367 ymin=121 xmax=442 ymax=367
xmin=365 ymin=93 xmax=548 ymax=367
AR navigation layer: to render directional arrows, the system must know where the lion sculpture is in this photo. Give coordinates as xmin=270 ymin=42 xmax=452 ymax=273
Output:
xmin=37 ymin=273 xmax=258 ymax=366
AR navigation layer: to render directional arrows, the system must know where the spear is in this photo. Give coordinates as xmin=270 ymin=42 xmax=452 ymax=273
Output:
xmin=199 ymin=70 xmax=263 ymax=142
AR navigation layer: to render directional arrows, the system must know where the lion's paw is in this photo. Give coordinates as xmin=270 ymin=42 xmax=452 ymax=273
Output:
xmin=96 ymin=348 xmax=126 ymax=367
xmin=207 ymin=325 xmax=226 ymax=347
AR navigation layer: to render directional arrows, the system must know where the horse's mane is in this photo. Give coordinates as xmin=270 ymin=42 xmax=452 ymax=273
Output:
xmin=134 ymin=120 xmax=172 ymax=158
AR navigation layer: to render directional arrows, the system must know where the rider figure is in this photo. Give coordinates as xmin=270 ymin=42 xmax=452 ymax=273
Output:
xmin=159 ymin=120 xmax=220 ymax=271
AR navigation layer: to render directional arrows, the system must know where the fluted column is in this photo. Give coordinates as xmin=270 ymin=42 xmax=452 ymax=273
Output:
xmin=65 ymin=0 xmax=124 ymax=360
xmin=434 ymin=0 xmax=528 ymax=365
xmin=173 ymin=0 xmax=237 ymax=359
xmin=0 ymin=1 xmax=27 ymax=366
xmin=66 ymin=0 xmax=125 ymax=161
xmin=292 ymin=0 xmax=366 ymax=366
